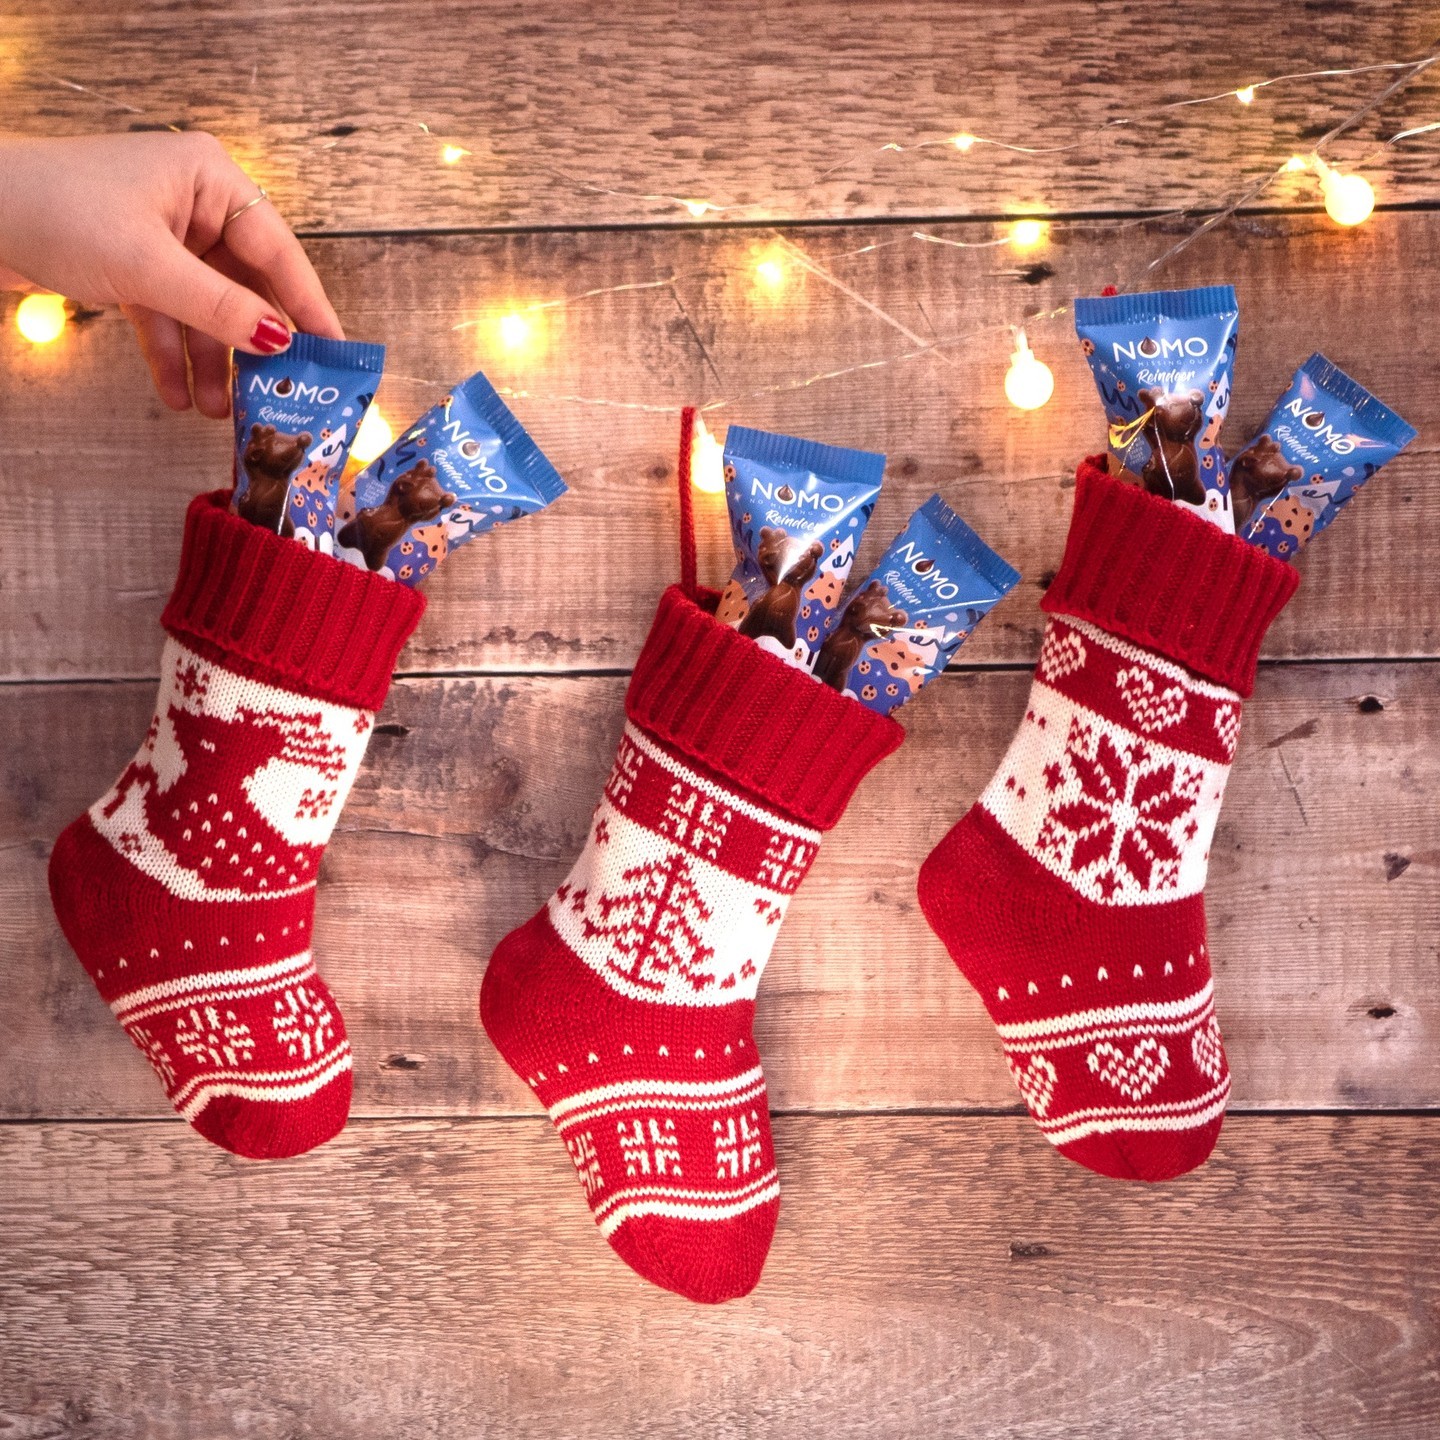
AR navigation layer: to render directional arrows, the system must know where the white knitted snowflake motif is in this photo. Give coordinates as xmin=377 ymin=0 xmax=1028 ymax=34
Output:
xmin=271 ymin=984 xmax=335 ymax=1061
xmin=617 ymin=1117 xmax=682 ymax=1176
xmin=566 ymin=1131 xmax=604 ymax=1197
xmin=175 ymin=1004 xmax=255 ymax=1067
xmin=713 ymin=1110 xmax=763 ymax=1179
xmin=128 ymin=1023 xmax=177 ymax=1088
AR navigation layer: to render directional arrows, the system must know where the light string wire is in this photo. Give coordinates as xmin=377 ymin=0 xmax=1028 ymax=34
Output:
xmin=537 ymin=53 xmax=1440 ymax=216
xmin=363 ymin=48 xmax=1440 ymax=413
xmin=9 ymin=49 xmax=1440 ymax=417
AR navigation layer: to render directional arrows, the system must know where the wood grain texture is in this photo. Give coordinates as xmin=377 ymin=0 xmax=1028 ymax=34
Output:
xmin=2 ymin=212 xmax=1437 ymax=682
xmin=5 ymin=662 xmax=1435 ymax=1119
xmin=2 ymin=1115 xmax=1437 ymax=1440
xmin=3 ymin=5 xmax=1438 ymax=1429
xmin=3 ymin=3 xmax=1440 ymax=230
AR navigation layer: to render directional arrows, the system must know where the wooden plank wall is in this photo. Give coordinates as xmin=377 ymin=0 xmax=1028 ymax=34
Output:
xmin=1 ymin=3 xmax=1437 ymax=1436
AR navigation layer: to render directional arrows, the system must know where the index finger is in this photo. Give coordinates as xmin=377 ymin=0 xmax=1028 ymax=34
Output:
xmin=220 ymin=193 xmax=344 ymax=340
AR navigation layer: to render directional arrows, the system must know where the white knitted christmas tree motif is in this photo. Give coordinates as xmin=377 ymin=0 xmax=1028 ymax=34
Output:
xmin=548 ymin=724 xmax=820 ymax=1007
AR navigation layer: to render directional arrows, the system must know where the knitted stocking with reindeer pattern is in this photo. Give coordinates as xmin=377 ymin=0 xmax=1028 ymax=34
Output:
xmin=919 ymin=458 xmax=1297 ymax=1181
xmin=49 ymin=491 xmax=424 ymax=1159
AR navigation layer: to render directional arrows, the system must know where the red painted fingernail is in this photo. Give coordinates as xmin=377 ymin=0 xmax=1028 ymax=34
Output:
xmin=250 ymin=316 xmax=291 ymax=353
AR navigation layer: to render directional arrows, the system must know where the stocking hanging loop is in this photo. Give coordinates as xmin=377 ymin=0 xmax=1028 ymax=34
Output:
xmin=676 ymin=405 xmax=699 ymax=601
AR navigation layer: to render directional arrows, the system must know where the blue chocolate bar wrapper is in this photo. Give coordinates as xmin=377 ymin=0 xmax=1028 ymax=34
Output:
xmin=1074 ymin=285 xmax=1239 ymax=531
xmin=717 ymin=425 xmax=886 ymax=670
xmin=232 ymin=332 xmax=386 ymax=550
xmin=815 ymin=495 xmax=1019 ymax=717
xmin=337 ymin=370 xmax=568 ymax=586
xmin=1235 ymin=353 xmax=1417 ymax=562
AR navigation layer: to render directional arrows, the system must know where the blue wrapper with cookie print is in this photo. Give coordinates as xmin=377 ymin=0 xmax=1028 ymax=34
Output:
xmin=337 ymin=369 xmax=568 ymax=586
xmin=814 ymin=495 xmax=1019 ymax=716
xmin=716 ymin=425 xmax=885 ymax=671
xmin=1234 ymin=353 xmax=1417 ymax=562
xmin=1075 ymin=285 xmax=1239 ymax=532
xmin=232 ymin=332 xmax=386 ymax=552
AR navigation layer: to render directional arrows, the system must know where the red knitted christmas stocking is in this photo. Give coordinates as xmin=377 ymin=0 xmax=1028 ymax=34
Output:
xmin=482 ymin=585 xmax=901 ymax=1302
xmin=49 ymin=492 xmax=423 ymax=1159
xmin=919 ymin=459 xmax=1297 ymax=1182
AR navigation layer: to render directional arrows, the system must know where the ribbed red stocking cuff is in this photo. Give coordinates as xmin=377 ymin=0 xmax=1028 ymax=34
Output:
xmin=1041 ymin=458 xmax=1299 ymax=697
xmin=626 ymin=586 xmax=903 ymax=831
xmin=160 ymin=490 xmax=426 ymax=712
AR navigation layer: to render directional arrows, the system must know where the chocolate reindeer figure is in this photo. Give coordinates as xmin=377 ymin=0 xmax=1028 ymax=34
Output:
xmin=238 ymin=424 xmax=312 ymax=537
xmin=338 ymin=460 xmax=457 ymax=572
xmin=1138 ymin=388 xmax=1207 ymax=506
xmin=1228 ymin=433 xmax=1304 ymax=527
xmin=738 ymin=527 xmax=824 ymax=651
xmin=813 ymin=580 xmax=908 ymax=690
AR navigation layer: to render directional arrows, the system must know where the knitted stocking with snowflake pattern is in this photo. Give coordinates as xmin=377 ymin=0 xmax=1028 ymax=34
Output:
xmin=919 ymin=458 xmax=1298 ymax=1182
xmin=49 ymin=491 xmax=423 ymax=1159
xmin=481 ymin=583 xmax=902 ymax=1302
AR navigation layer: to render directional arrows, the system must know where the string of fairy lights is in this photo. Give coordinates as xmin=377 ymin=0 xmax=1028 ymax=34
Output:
xmin=10 ymin=47 xmax=1440 ymax=488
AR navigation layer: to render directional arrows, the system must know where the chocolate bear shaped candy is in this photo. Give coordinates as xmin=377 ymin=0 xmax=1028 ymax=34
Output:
xmin=1138 ymin=387 xmax=1207 ymax=506
xmin=238 ymin=423 xmax=312 ymax=537
xmin=1228 ymin=432 xmax=1304 ymax=526
xmin=738 ymin=526 xmax=824 ymax=651
xmin=813 ymin=580 xmax=908 ymax=691
xmin=337 ymin=460 xmax=457 ymax=572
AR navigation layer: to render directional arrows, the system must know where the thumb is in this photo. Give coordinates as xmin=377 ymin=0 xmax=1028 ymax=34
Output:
xmin=127 ymin=229 xmax=292 ymax=355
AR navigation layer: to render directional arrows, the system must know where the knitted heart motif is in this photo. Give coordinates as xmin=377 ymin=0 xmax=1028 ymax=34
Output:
xmin=1039 ymin=629 xmax=1086 ymax=683
xmin=1006 ymin=1053 xmax=1058 ymax=1116
xmin=1191 ymin=1016 xmax=1224 ymax=1082
xmin=1087 ymin=1038 xmax=1170 ymax=1101
xmin=1116 ymin=668 xmax=1188 ymax=733
xmin=1213 ymin=701 xmax=1240 ymax=758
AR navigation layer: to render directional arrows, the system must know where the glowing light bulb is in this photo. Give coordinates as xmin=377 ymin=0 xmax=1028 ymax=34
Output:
xmin=755 ymin=258 xmax=785 ymax=291
xmin=440 ymin=144 xmax=469 ymax=165
xmin=16 ymin=292 xmax=67 ymax=345
xmin=1284 ymin=154 xmax=1309 ymax=173
xmin=1235 ymin=86 xmax=1256 ymax=105
xmin=498 ymin=312 xmax=532 ymax=350
xmin=682 ymin=199 xmax=711 ymax=218
xmin=1004 ymin=331 xmax=1054 ymax=412
xmin=351 ymin=406 xmax=394 ymax=465
xmin=952 ymin=132 xmax=977 ymax=153
xmin=690 ymin=415 xmax=726 ymax=494
xmin=1322 ymin=170 xmax=1375 ymax=227
xmin=1010 ymin=218 xmax=1047 ymax=250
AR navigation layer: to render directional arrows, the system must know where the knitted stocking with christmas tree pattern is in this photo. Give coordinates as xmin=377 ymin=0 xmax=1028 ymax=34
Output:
xmin=918 ymin=458 xmax=1297 ymax=1182
xmin=49 ymin=491 xmax=423 ymax=1159
xmin=481 ymin=583 xmax=902 ymax=1302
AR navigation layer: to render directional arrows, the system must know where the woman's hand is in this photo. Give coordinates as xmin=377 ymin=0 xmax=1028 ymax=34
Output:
xmin=0 ymin=132 xmax=342 ymax=418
